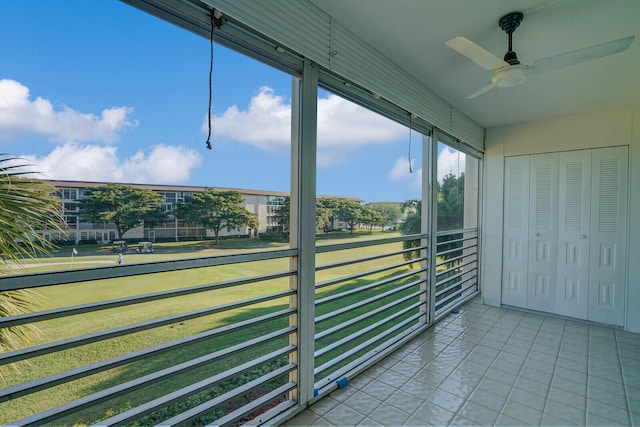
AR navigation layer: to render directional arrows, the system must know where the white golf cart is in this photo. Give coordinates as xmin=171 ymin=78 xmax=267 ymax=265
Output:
xmin=136 ymin=241 xmax=154 ymax=253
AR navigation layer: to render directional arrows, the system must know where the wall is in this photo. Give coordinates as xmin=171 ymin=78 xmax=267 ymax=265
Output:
xmin=482 ymin=106 xmax=640 ymax=332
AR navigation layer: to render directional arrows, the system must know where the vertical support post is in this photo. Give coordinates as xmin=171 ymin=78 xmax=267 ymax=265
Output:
xmin=428 ymin=129 xmax=439 ymax=322
xmin=288 ymin=59 xmax=318 ymax=406
xmin=419 ymin=132 xmax=431 ymax=325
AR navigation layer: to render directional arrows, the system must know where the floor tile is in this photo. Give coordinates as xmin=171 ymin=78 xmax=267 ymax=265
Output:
xmin=367 ymin=402 xmax=410 ymax=426
xmin=475 ymin=377 xmax=512 ymax=399
xmin=501 ymin=399 xmax=543 ymax=425
xmin=309 ymin=396 xmax=341 ymax=417
xmin=428 ymin=388 xmax=465 ymax=412
xmin=386 ymin=389 xmax=423 ymax=415
xmin=547 ymin=386 xmax=586 ymax=410
xmin=507 ymin=386 xmax=546 ymax=411
xmin=467 ymin=387 xmax=506 ymax=412
xmin=544 ymin=399 xmax=586 ymax=425
xmin=323 ymin=403 xmax=366 ymax=426
xmin=282 ymin=298 xmax=638 ymax=427
xmin=457 ymin=400 xmax=499 ymax=425
xmin=412 ymin=402 xmax=455 ymax=425
xmin=343 ymin=391 xmax=383 ymax=417
xmin=362 ymin=379 xmax=397 ymax=401
xmin=586 ymin=398 xmax=630 ymax=425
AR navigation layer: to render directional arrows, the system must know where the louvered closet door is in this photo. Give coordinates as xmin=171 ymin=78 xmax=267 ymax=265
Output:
xmin=588 ymin=146 xmax=628 ymax=326
xmin=502 ymin=156 xmax=530 ymax=308
xmin=527 ymin=154 xmax=559 ymax=313
xmin=555 ymin=150 xmax=591 ymax=319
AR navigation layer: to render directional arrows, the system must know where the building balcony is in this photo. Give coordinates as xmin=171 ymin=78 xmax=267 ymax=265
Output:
xmin=288 ymin=297 xmax=640 ymax=426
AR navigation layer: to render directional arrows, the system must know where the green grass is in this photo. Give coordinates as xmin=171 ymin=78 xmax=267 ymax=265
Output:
xmin=0 ymin=232 xmax=423 ymax=425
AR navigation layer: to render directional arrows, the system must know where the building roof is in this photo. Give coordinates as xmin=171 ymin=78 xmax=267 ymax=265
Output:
xmin=47 ymin=179 xmax=291 ymax=197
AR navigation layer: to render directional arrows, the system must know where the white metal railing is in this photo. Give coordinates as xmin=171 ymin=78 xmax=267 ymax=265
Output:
xmin=0 ymin=230 xmax=478 ymax=425
xmin=313 ymin=234 xmax=430 ymax=394
xmin=435 ymin=228 xmax=479 ymax=318
xmin=0 ymin=249 xmax=296 ymax=426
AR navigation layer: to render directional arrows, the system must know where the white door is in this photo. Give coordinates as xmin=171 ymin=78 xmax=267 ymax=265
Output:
xmin=526 ymin=154 xmax=559 ymax=313
xmin=555 ymin=150 xmax=591 ymax=319
xmin=502 ymin=156 xmax=530 ymax=308
xmin=588 ymin=146 xmax=628 ymax=326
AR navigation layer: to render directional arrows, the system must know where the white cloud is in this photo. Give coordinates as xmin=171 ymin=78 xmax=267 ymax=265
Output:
xmin=389 ymin=156 xmax=415 ymax=181
xmin=388 ymin=156 xmax=422 ymax=190
xmin=209 ymin=86 xmax=405 ymax=159
xmin=23 ymin=143 xmax=202 ymax=184
xmin=211 ymin=86 xmax=290 ymax=151
xmin=437 ymin=146 xmax=466 ymax=183
xmin=0 ymin=79 xmax=137 ymax=143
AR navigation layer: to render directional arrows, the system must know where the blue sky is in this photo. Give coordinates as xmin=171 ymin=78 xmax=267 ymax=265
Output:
xmin=0 ymin=1 xmax=464 ymax=203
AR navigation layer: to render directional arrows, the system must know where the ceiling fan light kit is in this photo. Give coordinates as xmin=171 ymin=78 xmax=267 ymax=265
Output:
xmin=446 ymin=9 xmax=635 ymax=99
xmin=491 ymin=64 xmax=530 ymax=87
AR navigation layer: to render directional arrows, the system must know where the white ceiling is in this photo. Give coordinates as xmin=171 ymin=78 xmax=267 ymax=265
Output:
xmin=309 ymin=0 xmax=640 ymax=128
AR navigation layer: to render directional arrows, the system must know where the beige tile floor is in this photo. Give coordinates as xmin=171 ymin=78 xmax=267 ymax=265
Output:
xmin=285 ymin=298 xmax=640 ymax=426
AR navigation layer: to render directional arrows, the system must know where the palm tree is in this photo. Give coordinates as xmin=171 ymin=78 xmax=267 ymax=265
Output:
xmin=0 ymin=154 xmax=64 ymax=381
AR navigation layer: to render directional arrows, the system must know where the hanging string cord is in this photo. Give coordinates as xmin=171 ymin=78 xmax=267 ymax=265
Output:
xmin=408 ymin=113 xmax=413 ymax=173
xmin=456 ymin=139 xmax=461 ymax=205
xmin=205 ymin=10 xmax=217 ymax=150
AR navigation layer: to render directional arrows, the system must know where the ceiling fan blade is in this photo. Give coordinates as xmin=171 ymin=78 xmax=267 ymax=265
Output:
xmin=467 ymin=82 xmax=496 ymax=99
xmin=446 ymin=36 xmax=508 ymax=70
xmin=532 ymin=35 xmax=635 ymax=75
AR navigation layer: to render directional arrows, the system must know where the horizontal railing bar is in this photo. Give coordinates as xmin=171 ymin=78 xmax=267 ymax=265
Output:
xmin=315 ymin=233 xmax=428 ymax=254
xmin=315 ymin=257 xmax=422 ymax=290
xmin=159 ymin=365 xmax=296 ymax=426
xmin=0 ymin=270 xmax=295 ymax=328
xmin=435 ymin=250 xmax=477 ymax=268
xmin=211 ymin=382 xmax=296 ymax=427
xmin=314 ymin=312 xmax=423 ymax=377
xmin=313 ymin=322 xmax=426 ymax=391
xmin=436 ymin=242 xmax=477 ymax=257
xmin=94 ymin=345 xmax=296 ymax=426
xmin=315 ymin=268 xmax=423 ymax=307
xmin=0 ymin=314 xmax=295 ymax=404
xmin=436 ymin=258 xmax=478 ymax=280
xmin=315 ymin=291 xmax=421 ymax=340
xmin=316 ymin=244 xmax=427 ymax=272
xmin=436 ymin=228 xmax=477 ymax=238
xmin=315 ymin=279 xmax=422 ymax=324
xmin=436 ymin=234 xmax=477 ymax=246
xmin=315 ymin=302 xmax=421 ymax=358
xmin=0 ymin=248 xmax=297 ymax=291
xmin=436 ymin=286 xmax=479 ymax=317
xmin=247 ymin=399 xmax=298 ymax=427
xmin=0 ymin=289 xmax=294 ymax=365
xmin=14 ymin=335 xmax=295 ymax=427
xmin=436 ymin=265 xmax=478 ymax=289
xmin=436 ymin=276 xmax=477 ymax=304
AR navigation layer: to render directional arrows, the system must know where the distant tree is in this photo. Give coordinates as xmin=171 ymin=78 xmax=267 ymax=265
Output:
xmin=317 ymin=197 xmax=343 ymax=232
xmin=399 ymin=173 xmax=467 ymax=263
xmin=0 ymin=155 xmax=64 ymax=381
xmin=369 ymin=202 xmax=402 ymax=230
xmin=399 ymin=199 xmax=422 ymax=261
xmin=361 ymin=204 xmax=385 ymax=232
xmin=272 ymin=196 xmax=290 ymax=232
xmin=437 ymin=172 xmax=465 ymax=231
xmin=176 ymin=189 xmax=258 ymax=245
xmin=273 ymin=196 xmax=331 ymax=234
xmin=78 ymin=183 xmax=165 ymax=240
xmin=332 ymin=198 xmax=365 ymax=234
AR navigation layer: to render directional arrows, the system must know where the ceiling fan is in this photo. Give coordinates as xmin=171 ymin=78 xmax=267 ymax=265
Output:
xmin=446 ymin=11 xmax=635 ymax=99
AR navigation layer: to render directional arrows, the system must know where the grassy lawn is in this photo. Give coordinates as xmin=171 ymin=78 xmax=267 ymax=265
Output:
xmin=1 ymin=231 xmax=423 ymax=425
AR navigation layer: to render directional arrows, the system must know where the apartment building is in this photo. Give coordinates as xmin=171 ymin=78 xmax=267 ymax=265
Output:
xmin=47 ymin=180 xmax=287 ymax=244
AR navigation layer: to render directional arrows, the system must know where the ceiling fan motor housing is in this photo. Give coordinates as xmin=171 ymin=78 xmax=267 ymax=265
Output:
xmin=500 ymin=12 xmax=524 ymax=65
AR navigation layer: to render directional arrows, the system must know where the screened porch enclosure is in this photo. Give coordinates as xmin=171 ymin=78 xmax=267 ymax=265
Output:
xmin=0 ymin=1 xmax=483 ymax=425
